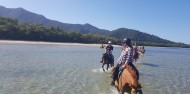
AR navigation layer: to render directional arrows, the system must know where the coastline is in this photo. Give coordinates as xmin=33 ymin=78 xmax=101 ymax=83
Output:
xmin=0 ymin=40 xmax=120 ymax=47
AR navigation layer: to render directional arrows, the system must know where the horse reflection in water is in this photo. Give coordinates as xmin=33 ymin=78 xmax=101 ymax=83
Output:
xmin=100 ymin=53 xmax=114 ymax=71
xmin=112 ymin=64 xmax=143 ymax=94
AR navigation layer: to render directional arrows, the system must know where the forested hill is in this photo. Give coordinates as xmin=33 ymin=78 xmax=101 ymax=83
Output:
xmin=0 ymin=17 xmax=120 ymax=44
xmin=110 ymin=28 xmax=170 ymax=43
xmin=0 ymin=17 xmax=190 ymax=48
xmin=0 ymin=5 xmax=109 ymax=34
xmin=109 ymin=28 xmax=188 ymax=47
xmin=0 ymin=5 xmax=189 ymax=47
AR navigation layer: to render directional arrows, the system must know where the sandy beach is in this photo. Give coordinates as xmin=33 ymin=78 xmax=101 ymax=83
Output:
xmin=0 ymin=40 xmax=120 ymax=47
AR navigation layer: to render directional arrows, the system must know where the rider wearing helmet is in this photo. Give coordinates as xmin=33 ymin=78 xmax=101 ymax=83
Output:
xmin=111 ymin=38 xmax=139 ymax=86
xmin=106 ymin=41 xmax=113 ymax=54
xmin=100 ymin=41 xmax=114 ymax=66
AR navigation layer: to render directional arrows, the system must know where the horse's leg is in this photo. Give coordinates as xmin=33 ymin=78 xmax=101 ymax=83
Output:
xmin=119 ymin=89 xmax=125 ymax=94
xmin=140 ymin=90 xmax=143 ymax=94
xmin=136 ymin=89 xmax=143 ymax=94
xmin=107 ymin=63 xmax=109 ymax=71
xmin=111 ymin=55 xmax=114 ymax=67
xmin=110 ymin=60 xmax=113 ymax=67
xmin=134 ymin=59 xmax=136 ymax=63
xmin=133 ymin=58 xmax=136 ymax=63
xmin=111 ymin=61 xmax=114 ymax=67
xmin=102 ymin=63 xmax=105 ymax=72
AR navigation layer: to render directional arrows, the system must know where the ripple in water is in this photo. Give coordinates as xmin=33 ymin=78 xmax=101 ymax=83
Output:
xmin=0 ymin=44 xmax=190 ymax=94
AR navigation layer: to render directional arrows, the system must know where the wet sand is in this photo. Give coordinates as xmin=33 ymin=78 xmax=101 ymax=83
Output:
xmin=0 ymin=40 xmax=120 ymax=47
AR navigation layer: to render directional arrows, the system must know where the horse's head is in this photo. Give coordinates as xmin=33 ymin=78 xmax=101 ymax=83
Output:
xmin=103 ymin=53 xmax=108 ymax=57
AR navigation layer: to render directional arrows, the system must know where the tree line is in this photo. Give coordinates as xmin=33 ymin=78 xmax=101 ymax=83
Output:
xmin=0 ymin=17 xmax=121 ymax=44
xmin=0 ymin=17 xmax=189 ymax=48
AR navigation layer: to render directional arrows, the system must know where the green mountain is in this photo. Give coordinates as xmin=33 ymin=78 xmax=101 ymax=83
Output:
xmin=0 ymin=5 xmax=189 ymax=47
xmin=0 ymin=17 xmax=120 ymax=44
xmin=109 ymin=28 xmax=188 ymax=47
xmin=0 ymin=5 xmax=109 ymax=34
xmin=110 ymin=28 xmax=175 ymax=43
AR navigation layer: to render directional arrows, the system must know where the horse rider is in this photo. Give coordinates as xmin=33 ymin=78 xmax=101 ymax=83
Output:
xmin=111 ymin=38 xmax=139 ymax=86
xmin=133 ymin=42 xmax=139 ymax=63
xmin=133 ymin=43 xmax=138 ymax=52
xmin=100 ymin=41 xmax=114 ymax=64
xmin=140 ymin=46 xmax=145 ymax=53
xmin=133 ymin=43 xmax=138 ymax=56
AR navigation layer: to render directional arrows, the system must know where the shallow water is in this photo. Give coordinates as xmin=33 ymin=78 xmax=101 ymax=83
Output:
xmin=0 ymin=44 xmax=190 ymax=94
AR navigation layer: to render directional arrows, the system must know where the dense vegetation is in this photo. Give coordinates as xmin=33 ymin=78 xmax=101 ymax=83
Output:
xmin=0 ymin=17 xmax=120 ymax=44
xmin=1 ymin=6 xmax=190 ymax=48
xmin=109 ymin=28 xmax=190 ymax=47
xmin=0 ymin=17 xmax=190 ymax=48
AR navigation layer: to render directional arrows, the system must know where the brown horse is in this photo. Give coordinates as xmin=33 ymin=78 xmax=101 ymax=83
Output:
xmin=139 ymin=46 xmax=145 ymax=54
xmin=133 ymin=47 xmax=139 ymax=63
xmin=140 ymin=49 xmax=145 ymax=54
xmin=112 ymin=65 xmax=143 ymax=94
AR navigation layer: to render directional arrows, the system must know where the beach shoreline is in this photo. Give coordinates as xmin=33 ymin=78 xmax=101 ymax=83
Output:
xmin=0 ymin=40 xmax=120 ymax=47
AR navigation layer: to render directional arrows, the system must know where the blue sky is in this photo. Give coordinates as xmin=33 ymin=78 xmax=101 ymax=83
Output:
xmin=0 ymin=0 xmax=190 ymax=44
